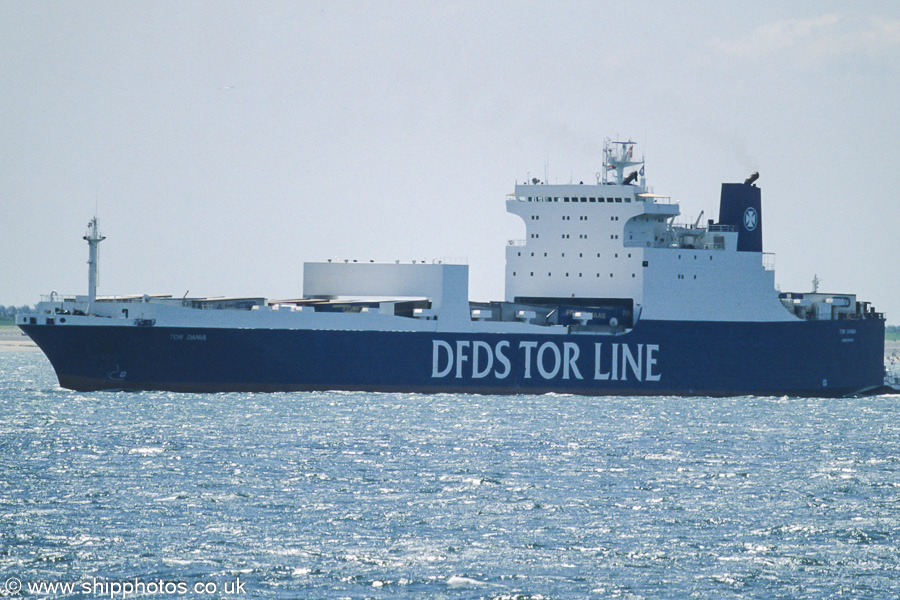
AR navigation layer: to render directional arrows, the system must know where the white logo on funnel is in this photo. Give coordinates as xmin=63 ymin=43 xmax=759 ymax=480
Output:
xmin=743 ymin=207 xmax=758 ymax=231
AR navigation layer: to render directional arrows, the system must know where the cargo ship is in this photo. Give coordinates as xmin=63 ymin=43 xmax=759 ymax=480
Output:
xmin=19 ymin=140 xmax=885 ymax=396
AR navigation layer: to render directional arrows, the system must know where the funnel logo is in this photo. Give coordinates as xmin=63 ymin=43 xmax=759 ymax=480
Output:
xmin=743 ymin=207 xmax=758 ymax=231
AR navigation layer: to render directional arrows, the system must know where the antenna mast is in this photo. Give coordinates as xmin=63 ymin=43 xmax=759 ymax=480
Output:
xmin=602 ymin=138 xmax=643 ymax=185
xmin=84 ymin=217 xmax=106 ymax=302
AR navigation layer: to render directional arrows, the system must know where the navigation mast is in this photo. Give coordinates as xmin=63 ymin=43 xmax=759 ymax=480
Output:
xmin=602 ymin=138 xmax=644 ymax=185
xmin=84 ymin=217 xmax=105 ymax=302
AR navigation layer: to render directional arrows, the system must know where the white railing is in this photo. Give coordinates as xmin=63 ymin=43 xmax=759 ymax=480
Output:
xmin=436 ymin=256 xmax=468 ymax=265
xmin=762 ymin=252 xmax=775 ymax=271
xmin=40 ymin=292 xmax=80 ymax=303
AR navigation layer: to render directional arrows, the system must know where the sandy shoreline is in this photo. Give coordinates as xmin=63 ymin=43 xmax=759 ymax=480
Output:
xmin=0 ymin=326 xmax=39 ymax=351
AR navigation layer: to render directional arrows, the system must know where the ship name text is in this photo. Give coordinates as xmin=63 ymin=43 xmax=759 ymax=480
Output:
xmin=431 ymin=340 xmax=660 ymax=382
xmin=169 ymin=333 xmax=207 ymax=341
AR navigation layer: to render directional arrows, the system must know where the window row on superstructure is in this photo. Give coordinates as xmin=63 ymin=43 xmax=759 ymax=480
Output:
xmin=677 ymin=254 xmax=716 ymax=260
xmin=516 ymin=251 xmax=636 ymax=259
xmin=537 ymin=215 xmax=619 ymax=222
xmin=512 ymin=266 xmax=717 ymax=280
xmin=512 ymin=271 xmax=638 ymax=278
xmin=519 ymin=196 xmax=633 ymax=203
xmin=524 ymin=233 xmax=621 ymax=241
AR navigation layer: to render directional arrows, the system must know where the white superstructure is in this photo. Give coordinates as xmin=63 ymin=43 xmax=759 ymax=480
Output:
xmin=505 ymin=139 xmax=794 ymax=322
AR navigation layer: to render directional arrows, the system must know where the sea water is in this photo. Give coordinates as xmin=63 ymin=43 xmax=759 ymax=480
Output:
xmin=2 ymin=350 xmax=899 ymax=599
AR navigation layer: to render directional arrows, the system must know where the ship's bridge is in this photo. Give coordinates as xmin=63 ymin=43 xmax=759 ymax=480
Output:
xmin=505 ymin=140 xmax=667 ymax=309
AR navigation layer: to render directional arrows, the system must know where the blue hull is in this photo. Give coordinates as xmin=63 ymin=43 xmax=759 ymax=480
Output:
xmin=20 ymin=318 xmax=885 ymax=397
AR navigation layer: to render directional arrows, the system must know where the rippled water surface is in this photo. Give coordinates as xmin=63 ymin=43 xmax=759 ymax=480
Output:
xmin=2 ymin=351 xmax=900 ymax=599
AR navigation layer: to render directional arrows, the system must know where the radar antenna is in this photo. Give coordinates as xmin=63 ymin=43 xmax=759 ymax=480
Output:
xmin=602 ymin=138 xmax=644 ymax=185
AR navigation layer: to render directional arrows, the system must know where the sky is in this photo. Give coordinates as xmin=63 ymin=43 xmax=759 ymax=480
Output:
xmin=2 ymin=1 xmax=899 ymax=323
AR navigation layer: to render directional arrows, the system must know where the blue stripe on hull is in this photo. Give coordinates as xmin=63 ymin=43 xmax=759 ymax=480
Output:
xmin=20 ymin=319 xmax=885 ymax=397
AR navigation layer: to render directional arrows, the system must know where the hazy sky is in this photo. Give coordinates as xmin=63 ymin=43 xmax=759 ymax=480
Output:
xmin=3 ymin=1 xmax=899 ymax=323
